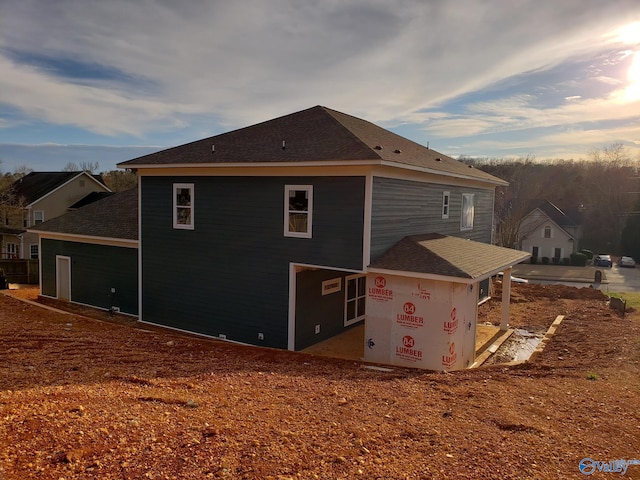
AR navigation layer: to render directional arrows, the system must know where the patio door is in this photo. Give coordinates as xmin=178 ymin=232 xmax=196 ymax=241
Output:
xmin=56 ymin=256 xmax=71 ymax=301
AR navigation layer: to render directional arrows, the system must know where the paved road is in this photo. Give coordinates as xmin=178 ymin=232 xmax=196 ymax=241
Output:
xmin=512 ymin=263 xmax=640 ymax=293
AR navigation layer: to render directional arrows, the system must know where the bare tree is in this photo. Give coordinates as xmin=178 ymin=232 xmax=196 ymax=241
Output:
xmin=64 ymin=161 xmax=100 ymax=173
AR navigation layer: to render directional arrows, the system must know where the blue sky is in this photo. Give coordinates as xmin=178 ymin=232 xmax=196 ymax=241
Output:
xmin=1 ymin=0 xmax=639 ymax=173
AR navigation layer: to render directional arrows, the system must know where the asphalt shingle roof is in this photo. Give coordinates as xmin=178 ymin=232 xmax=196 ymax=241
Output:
xmin=369 ymin=233 xmax=530 ymax=279
xmin=7 ymin=172 xmax=107 ymax=205
xmin=31 ymin=188 xmax=138 ymax=241
xmin=119 ymin=106 xmax=506 ymax=186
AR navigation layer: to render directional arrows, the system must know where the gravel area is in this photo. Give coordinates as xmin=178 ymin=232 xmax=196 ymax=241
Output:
xmin=1 ymin=284 xmax=639 ymax=479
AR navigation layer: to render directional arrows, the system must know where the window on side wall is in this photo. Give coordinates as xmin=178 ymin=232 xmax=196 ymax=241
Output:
xmin=173 ymin=183 xmax=194 ymax=230
xmin=442 ymin=191 xmax=450 ymax=219
xmin=543 ymin=226 xmax=552 ymax=238
xmin=284 ymin=185 xmax=313 ymax=238
xmin=34 ymin=211 xmax=44 ymax=225
xmin=344 ymin=274 xmax=366 ymax=326
xmin=30 ymin=244 xmax=38 ymax=259
xmin=461 ymin=193 xmax=474 ymax=230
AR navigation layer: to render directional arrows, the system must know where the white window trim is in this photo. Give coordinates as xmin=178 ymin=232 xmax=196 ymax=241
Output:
xmin=344 ymin=274 xmax=366 ymax=327
xmin=284 ymin=185 xmax=313 ymax=238
xmin=30 ymin=244 xmax=39 ymax=259
xmin=460 ymin=193 xmax=475 ymax=231
xmin=543 ymin=225 xmax=552 ymax=239
xmin=173 ymin=183 xmax=194 ymax=230
xmin=34 ymin=210 xmax=44 ymax=226
xmin=442 ymin=191 xmax=450 ymax=219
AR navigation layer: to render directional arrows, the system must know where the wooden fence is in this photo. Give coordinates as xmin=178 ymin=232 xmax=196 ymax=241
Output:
xmin=0 ymin=259 xmax=39 ymax=285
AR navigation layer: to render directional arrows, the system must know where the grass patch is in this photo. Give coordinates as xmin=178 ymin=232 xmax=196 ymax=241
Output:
xmin=608 ymin=292 xmax=640 ymax=310
xmin=586 ymin=372 xmax=599 ymax=381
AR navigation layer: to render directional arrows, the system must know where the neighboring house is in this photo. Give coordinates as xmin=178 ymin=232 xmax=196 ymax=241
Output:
xmin=0 ymin=171 xmax=111 ymax=260
xmin=518 ymin=200 xmax=582 ymax=263
xmin=110 ymin=105 xmax=528 ymax=370
xmin=29 ymin=188 xmax=138 ymax=316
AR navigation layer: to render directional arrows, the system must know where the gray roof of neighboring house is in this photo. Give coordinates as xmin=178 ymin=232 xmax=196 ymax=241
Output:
xmin=69 ymin=191 xmax=115 ymax=209
xmin=369 ymin=233 xmax=530 ymax=280
xmin=30 ymin=188 xmax=138 ymax=241
xmin=119 ymin=106 xmax=507 ymax=186
xmin=7 ymin=171 xmax=108 ymax=205
xmin=535 ymin=200 xmax=580 ymax=227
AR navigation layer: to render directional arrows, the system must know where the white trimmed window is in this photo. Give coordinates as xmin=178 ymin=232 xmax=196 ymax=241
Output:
xmin=173 ymin=183 xmax=194 ymax=229
xmin=30 ymin=244 xmax=39 ymax=259
xmin=34 ymin=210 xmax=44 ymax=225
xmin=344 ymin=274 xmax=366 ymax=326
xmin=284 ymin=185 xmax=313 ymax=238
xmin=442 ymin=191 xmax=450 ymax=218
xmin=461 ymin=193 xmax=474 ymax=230
xmin=6 ymin=243 xmax=18 ymax=259
xmin=543 ymin=226 xmax=552 ymax=238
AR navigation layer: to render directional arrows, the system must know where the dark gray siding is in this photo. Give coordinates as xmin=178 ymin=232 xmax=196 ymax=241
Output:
xmin=41 ymin=239 xmax=138 ymax=315
xmin=370 ymin=177 xmax=495 ymax=261
xmin=295 ymin=269 xmax=360 ymax=350
xmin=141 ymin=176 xmax=365 ymax=349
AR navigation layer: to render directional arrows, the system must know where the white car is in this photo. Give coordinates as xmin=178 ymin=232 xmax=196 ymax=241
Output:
xmin=496 ymin=272 xmax=528 ymax=284
xmin=618 ymin=256 xmax=636 ymax=268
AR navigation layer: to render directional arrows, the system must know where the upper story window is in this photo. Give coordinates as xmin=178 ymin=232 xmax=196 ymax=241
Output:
xmin=442 ymin=191 xmax=450 ymax=219
xmin=34 ymin=211 xmax=44 ymax=225
xmin=173 ymin=183 xmax=194 ymax=230
xmin=461 ymin=193 xmax=474 ymax=231
xmin=543 ymin=226 xmax=552 ymax=238
xmin=284 ymin=185 xmax=313 ymax=238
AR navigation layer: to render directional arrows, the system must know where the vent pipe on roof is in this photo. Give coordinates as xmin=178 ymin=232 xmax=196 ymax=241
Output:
xmin=374 ymin=145 xmax=383 ymax=150
xmin=435 ymin=157 xmax=441 ymax=162
xmin=427 ymin=141 xmax=429 ymax=149
xmin=211 ymin=145 xmax=215 ymax=153
xmin=282 ymin=140 xmax=286 ymax=150
xmin=394 ymin=149 xmax=402 ymax=154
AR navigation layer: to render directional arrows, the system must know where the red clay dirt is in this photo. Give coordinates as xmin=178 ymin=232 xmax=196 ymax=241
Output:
xmin=1 ymin=284 xmax=639 ymax=479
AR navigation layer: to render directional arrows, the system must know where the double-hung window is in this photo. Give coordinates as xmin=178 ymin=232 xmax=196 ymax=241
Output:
xmin=344 ymin=275 xmax=366 ymax=326
xmin=34 ymin=211 xmax=44 ymax=225
xmin=173 ymin=183 xmax=194 ymax=229
xmin=543 ymin=226 xmax=552 ymax=238
xmin=442 ymin=191 xmax=450 ymax=218
xmin=284 ymin=185 xmax=313 ymax=238
xmin=461 ymin=193 xmax=474 ymax=231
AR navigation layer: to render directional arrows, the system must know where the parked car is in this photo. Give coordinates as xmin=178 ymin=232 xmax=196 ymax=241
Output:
xmin=593 ymin=254 xmax=613 ymax=267
xmin=618 ymin=256 xmax=636 ymax=268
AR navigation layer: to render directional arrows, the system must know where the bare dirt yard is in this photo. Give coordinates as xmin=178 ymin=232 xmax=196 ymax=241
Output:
xmin=1 ymin=284 xmax=639 ymax=480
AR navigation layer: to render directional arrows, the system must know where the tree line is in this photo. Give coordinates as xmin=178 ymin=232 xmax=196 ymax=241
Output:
xmin=467 ymin=144 xmax=640 ymax=261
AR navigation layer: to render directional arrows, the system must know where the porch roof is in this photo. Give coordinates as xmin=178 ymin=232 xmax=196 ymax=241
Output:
xmin=368 ymin=233 xmax=530 ymax=282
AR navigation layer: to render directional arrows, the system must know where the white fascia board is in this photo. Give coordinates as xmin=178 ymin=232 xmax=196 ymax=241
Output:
xmin=30 ymin=231 xmax=138 ymax=249
xmin=378 ymin=161 xmax=508 ymax=187
xmin=118 ymin=159 xmax=380 ymax=170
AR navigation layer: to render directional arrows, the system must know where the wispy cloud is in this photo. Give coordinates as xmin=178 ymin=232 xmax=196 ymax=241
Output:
xmin=1 ymin=0 xmax=639 ymax=169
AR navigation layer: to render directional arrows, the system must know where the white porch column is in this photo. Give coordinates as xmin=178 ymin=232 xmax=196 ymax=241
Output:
xmin=500 ymin=266 xmax=512 ymax=331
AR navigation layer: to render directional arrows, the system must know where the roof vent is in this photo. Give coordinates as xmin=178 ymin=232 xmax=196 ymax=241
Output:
xmin=468 ymin=164 xmax=473 ymax=168
xmin=393 ymin=149 xmax=402 ymax=154
xmin=282 ymin=140 xmax=286 ymax=150
xmin=211 ymin=144 xmax=215 ymax=153
xmin=435 ymin=157 xmax=441 ymax=162
xmin=374 ymin=145 xmax=383 ymax=150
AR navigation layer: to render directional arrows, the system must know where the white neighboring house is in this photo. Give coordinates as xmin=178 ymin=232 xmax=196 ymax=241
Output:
xmin=518 ymin=201 xmax=582 ymax=263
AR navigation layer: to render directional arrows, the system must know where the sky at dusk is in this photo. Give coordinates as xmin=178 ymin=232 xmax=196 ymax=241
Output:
xmin=1 ymin=0 xmax=639 ymax=172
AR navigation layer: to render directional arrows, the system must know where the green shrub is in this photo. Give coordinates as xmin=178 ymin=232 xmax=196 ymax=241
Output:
xmin=530 ymin=256 xmax=538 ymax=264
xmin=562 ymin=257 xmax=571 ymax=265
xmin=570 ymin=252 xmax=588 ymax=266
xmin=552 ymin=257 xmax=560 ymax=264
xmin=542 ymin=257 xmax=549 ymax=264
xmin=579 ymin=249 xmax=594 ymax=260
